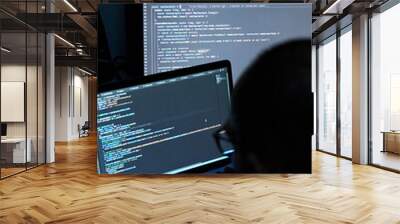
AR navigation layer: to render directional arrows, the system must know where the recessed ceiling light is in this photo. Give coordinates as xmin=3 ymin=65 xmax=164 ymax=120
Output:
xmin=323 ymin=0 xmax=343 ymax=15
xmin=63 ymin=0 xmax=78 ymax=12
xmin=78 ymin=67 xmax=93 ymax=76
xmin=1 ymin=47 xmax=11 ymax=53
xmin=54 ymin=34 xmax=75 ymax=48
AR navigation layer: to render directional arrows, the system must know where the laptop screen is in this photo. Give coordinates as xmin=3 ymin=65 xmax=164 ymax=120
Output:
xmin=97 ymin=61 xmax=234 ymax=174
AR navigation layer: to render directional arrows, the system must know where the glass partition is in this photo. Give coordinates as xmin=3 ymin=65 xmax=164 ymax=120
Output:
xmin=38 ymin=32 xmax=45 ymax=165
xmin=370 ymin=3 xmax=400 ymax=171
xmin=339 ymin=27 xmax=352 ymax=158
xmin=1 ymin=31 xmax=28 ymax=177
xmin=26 ymin=0 xmax=43 ymax=169
xmin=317 ymin=35 xmax=337 ymax=154
xmin=27 ymin=30 xmax=38 ymax=169
xmin=0 ymin=1 xmax=46 ymax=179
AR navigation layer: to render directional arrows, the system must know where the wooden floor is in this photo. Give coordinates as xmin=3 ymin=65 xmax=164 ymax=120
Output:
xmin=372 ymin=150 xmax=400 ymax=171
xmin=0 ymin=167 xmax=26 ymax=178
xmin=1 ymin=136 xmax=400 ymax=223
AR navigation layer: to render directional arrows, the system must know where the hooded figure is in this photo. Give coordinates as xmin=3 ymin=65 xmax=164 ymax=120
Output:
xmin=224 ymin=39 xmax=313 ymax=173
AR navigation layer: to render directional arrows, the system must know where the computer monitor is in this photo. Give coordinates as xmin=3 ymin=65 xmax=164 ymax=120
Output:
xmin=97 ymin=3 xmax=311 ymax=90
xmin=1 ymin=123 xmax=7 ymax=138
xmin=97 ymin=61 xmax=234 ymax=174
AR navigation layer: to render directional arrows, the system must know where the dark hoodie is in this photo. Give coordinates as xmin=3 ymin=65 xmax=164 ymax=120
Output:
xmin=225 ymin=39 xmax=313 ymax=173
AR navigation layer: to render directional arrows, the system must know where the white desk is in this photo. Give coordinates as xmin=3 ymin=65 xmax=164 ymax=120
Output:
xmin=1 ymin=138 xmax=31 ymax=163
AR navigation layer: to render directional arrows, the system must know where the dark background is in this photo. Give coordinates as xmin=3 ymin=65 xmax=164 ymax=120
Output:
xmin=98 ymin=4 xmax=144 ymax=92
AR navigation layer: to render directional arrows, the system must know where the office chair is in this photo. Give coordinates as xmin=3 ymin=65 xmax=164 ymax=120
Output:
xmin=79 ymin=121 xmax=90 ymax=138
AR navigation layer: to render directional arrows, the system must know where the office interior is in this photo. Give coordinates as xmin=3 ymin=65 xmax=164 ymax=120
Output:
xmin=314 ymin=1 xmax=400 ymax=171
xmin=0 ymin=0 xmax=400 ymax=222
xmin=0 ymin=4 xmax=47 ymax=178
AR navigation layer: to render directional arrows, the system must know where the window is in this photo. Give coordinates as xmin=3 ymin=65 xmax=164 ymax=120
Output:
xmin=317 ymin=35 xmax=337 ymax=154
xmin=370 ymin=3 xmax=400 ymax=171
xmin=339 ymin=27 xmax=352 ymax=158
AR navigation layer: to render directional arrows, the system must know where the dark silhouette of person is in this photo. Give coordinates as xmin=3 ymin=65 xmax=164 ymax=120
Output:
xmin=224 ymin=39 xmax=313 ymax=173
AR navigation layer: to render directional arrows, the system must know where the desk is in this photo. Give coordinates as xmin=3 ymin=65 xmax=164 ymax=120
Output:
xmin=382 ymin=131 xmax=400 ymax=154
xmin=1 ymin=138 xmax=31 ymax=163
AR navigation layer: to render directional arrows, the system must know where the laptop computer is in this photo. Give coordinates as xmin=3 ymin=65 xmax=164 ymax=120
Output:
xmin=97 ymin=60 xmax=234 ymax=174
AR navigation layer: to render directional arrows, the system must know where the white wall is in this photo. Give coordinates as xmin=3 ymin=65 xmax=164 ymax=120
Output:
xmin=1 ymin=64 xmax=46 ymax=164
xmin=69 ymin=72 xmax=89 ymax=139
xmin=55 ymin=67 xmax=89 ymax=141
xmin=1 ymin=65 xmax=27 ymax=139
xmin=1 ymin=66 xmax=25 ymax=131
xmin=55 ymin=66 xmax=69 ymax=141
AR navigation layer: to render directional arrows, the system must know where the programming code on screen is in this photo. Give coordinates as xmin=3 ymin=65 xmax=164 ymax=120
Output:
xmin=97 ymin=68 xmax=232 ymax=174
xmin=143 ymin=3 xmax=311 ymax=80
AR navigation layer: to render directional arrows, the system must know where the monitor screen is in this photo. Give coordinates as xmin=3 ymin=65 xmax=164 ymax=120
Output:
xmin=97 ymin=61 xmax=233 ymax=174
xmin=98 ymin=3 xmax=311 ymax=90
